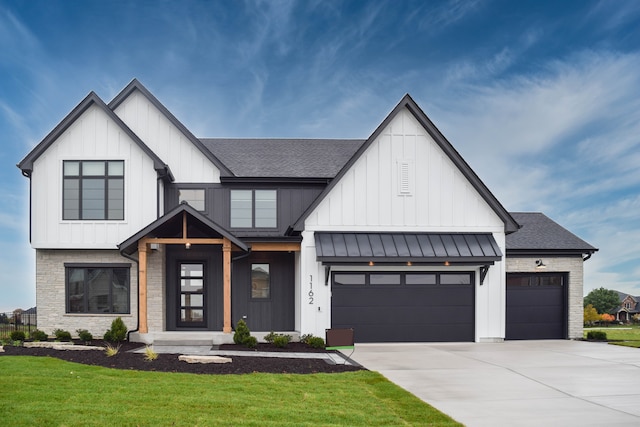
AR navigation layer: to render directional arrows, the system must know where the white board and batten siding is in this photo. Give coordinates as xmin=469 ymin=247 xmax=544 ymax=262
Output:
xmin=300 ymin=107 xmax=507 ymax=341
xmin=30 ymin=104 xmax=160 ymax=249
xmin=113 ymin=89 xmax=220 ymax=184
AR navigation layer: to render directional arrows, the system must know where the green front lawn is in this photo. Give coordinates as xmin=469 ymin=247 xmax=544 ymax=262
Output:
xmin=0 ymin=356 xmax=460 ymax=426
xmin=584 ymin=325 xmax=640 ymax=348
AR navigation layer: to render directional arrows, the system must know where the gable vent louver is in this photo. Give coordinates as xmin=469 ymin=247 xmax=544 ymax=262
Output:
xmin=398 ymin=160 xmax=413 ymax=195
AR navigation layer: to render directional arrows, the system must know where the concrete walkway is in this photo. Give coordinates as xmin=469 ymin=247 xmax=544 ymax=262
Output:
xmin=352 ymin=340 xmax=640 ymax=427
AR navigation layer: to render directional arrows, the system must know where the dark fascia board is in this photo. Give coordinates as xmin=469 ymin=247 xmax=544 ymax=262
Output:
xmin=118 ymin=202 xmax=248 ymax=256
xmin=292 ymin=94 xmax=521 ymax=233
xmin=221 ymin=176 xmax=331 ymax=185
xmin=17 ymin=91 xmax=174 ymax=181
xmin=108 ymin=79 xmax=234 ymax=177
xmin=506 ymin=248 xmax=599 ymax=257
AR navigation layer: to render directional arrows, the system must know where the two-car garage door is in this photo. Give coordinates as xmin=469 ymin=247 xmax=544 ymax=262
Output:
xmin=331 ymin=271 xmax=475 ymax=342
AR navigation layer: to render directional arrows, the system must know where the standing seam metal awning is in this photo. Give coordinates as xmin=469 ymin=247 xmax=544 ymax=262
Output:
xmin=314 ymin=232 xmax=503 ymax=264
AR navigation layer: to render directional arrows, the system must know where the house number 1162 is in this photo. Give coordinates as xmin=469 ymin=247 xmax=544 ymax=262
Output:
xmin=308 ymin=275 xmax=314 ymax=304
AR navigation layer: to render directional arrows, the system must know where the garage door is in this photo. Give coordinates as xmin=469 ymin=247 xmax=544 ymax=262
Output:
xmin=331 ymin=272 xmax=475 ymax=342
xmin=506 ymin=273 xmax=567 ymax=340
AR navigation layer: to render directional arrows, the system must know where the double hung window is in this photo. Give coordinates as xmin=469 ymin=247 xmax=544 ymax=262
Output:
xmin=63 ymin=160 xmax=124 ymax=220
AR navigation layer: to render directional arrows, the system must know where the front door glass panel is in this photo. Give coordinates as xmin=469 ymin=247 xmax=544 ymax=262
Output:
xmin=179 ymin=263 xmax=205 ymax=325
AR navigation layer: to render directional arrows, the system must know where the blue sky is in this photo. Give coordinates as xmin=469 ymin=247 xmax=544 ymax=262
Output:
xmin=1 ymin=0 xmax=640 ymax=312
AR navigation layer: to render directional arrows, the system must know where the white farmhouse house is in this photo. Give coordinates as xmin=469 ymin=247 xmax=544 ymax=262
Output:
xmin=18 ymin=79 xmax=597 ymax=344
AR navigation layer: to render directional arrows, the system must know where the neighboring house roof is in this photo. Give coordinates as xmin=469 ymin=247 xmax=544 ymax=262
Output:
xmin=506 ymin=212 xmax=598 ymax=255
xmin=201 ymin=138 xmax=363 ymax=179
xmin=315 ymin=232 xmax=503 ymax=265
xmin=119 ymin=202 xmax=248 ymax=256
xmin=108 ymin=79 xmax=234 ymax=177
xmin=17 ymin=91 xmax=174 ymax=181
xmin=291 ymin=94 xmax=521 ymax=234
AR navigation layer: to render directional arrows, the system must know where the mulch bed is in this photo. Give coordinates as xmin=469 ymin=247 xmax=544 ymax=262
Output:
xmin=0 ymin=341 xmax=364 ymax=375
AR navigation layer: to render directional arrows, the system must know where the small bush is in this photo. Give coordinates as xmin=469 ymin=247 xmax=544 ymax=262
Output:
xmin=104 ymin=343 xmax=121 ymax=357
xmin=233 ymin=319 xmax=251 ymax=345
xmin=104 ymin=317 xmax=127 ymax=343
xmin=10 ymin=331 xmax=26 ymax=342
xmin=144 ymin=346 xmax=158 ymax=361
xmin=586 ymin=331 xmax=607 ymax=341
xmin=76 ymin=329 xmax=93 ymax=344
xmin=273 ymin=334 xmax=291 ymax=348
xmin=305 ymin=336 xmax=325 ymax=349
xmin=30 ymin=329 xmax=48 ymax=341
xmin=53 ymin=329 xmax=72 ymax=341
xmin=263 ymin=331 xmax=277 ymax=344
xmin=244 ymin=336 xmax=258 ymax=348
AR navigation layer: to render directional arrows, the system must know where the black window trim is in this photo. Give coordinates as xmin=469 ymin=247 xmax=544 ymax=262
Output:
xmin=332 ymin=271 xmax=473 ymax=286
xmin=64 ymin=263 xmax=131 ymax=314
xmin=62 ymin=160 xmax=125 ymax=221
xmin=230 ymin=188 xmax=277 ymax=229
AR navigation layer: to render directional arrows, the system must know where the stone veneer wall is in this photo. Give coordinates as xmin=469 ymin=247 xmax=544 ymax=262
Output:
xmin=145 ymin=245 xmax=166 ymax=332
xmin=36 ymin=249 xmax=139 ymax=337
xmin=506 ymin=256 xmax=584 ymax=339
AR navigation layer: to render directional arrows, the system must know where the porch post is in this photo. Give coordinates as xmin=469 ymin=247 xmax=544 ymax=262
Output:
xmin=223 ymin=238 xmax=232 ymax=333
xmin=138 ymin=240 xmax=149 ymax=334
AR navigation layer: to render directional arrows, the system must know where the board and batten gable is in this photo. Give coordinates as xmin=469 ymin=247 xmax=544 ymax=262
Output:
xmin=112 ymin=88 xmax=221 ymax=183
xmin=304 ymin=108 xmax=505 ymax=233
xmin=30 ymin=103 xmax=160 ymax=249
xmin=299 ymin=105 xmax=508 ymax=341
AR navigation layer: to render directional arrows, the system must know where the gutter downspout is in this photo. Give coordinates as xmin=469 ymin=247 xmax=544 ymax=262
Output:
xmin=120 ymin=249 xmax=140 ymax=341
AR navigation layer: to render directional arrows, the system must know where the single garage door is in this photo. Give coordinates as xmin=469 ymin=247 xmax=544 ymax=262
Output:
xmin=331 ymin=271 xmax=474 ymax=342
xmin=506 ymin=273 xmax=567 ymax=340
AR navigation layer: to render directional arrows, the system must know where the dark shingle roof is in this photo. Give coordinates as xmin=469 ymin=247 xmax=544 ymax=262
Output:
xmin=506 ymin=212 xmax=597 ymax=253
xmin=200 ymin=138 xmax=364 ymax=178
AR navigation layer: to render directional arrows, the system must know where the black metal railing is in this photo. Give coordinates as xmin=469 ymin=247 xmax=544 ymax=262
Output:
xmin=0 ymin=311 xmax=37 ymax=340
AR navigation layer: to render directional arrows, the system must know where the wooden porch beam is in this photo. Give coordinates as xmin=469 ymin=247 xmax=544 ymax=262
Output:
xmin=222 ymin=238 xmax=232 ymax=333
xmin=146 ymin=238 xmax=226 ymax=245
xmin=137 ymin=240 xmax=149 ymax=334
xmin=249 ymin=242 xmax=301 ymax=252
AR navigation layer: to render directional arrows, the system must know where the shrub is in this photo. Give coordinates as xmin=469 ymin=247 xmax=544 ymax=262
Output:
xmin=10 ymin=331 xmax=26 ymax=342
xmin=244 ymin=336 xmax=258 ymax=348
xmin=105 ymin=343 xmax=121 ymax=357
xmin=586 ymin=331 xmax=607 ymax=341
xmin=233 ymin=319 xmax=251 ymax=345
xmin=273 ymin=334 xmax=291 ymax=348
xmin=76 ymin=329 xmax=93 ymax=344
xmin=144 ymin=346 xmax=158 ymax=361
xmin=263 ymin=331 xmax=277 ymax=344
xmin=30 ymin=329 xmax=48 ymax=341
xmin=104 ymin=317 xmax=127 ymax=343
xmin=53 ymin=329 xmax=72 ymax=341
xmin=305 ymin=336 xmax=325 ymax=349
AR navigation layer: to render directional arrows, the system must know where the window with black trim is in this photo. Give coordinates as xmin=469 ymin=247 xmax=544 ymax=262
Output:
xmin=251 ymin=264 xmax=270 ymax=298
xmin=66 ymin=264 xmax=130 ymax=313
xmin=178 ymin=189 xmax=205 ymax=211
xmin=63 ymin=160 xmax=124 ymax=220
xmin=230 ymin=189 xmax=277 ymax=228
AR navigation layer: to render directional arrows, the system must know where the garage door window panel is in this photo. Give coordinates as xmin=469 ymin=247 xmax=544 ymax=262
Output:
xmin=334 ymin=273 xmax=365 ymax=286
xmin=370 ymin=274 xmax=401 ymax=285
xmin=406 ymin=273 xmax=437 ymax=285
xmin=440 ymin=274 xmax=472 ymax=285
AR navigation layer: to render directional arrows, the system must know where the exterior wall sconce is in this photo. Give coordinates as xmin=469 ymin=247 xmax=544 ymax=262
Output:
xmin=535 ymin=259 xmax=546 ymax=269
xmin=185 ymin=242 xmax=191 ymax=250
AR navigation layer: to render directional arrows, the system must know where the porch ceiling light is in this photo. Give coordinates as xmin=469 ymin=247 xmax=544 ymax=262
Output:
xmin=185 ymin=242 xmax=191 ymax=250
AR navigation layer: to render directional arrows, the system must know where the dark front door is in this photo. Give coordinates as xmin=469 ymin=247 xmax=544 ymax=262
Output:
xmin=177 ymin=263 xmax=206 ymax=327
xmin=166 ymin=245 xmax=222 ymax=331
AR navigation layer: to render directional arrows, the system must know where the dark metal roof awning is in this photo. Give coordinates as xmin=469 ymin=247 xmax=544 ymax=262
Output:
xmin=314 ymin=232 xmax=503 ymax=265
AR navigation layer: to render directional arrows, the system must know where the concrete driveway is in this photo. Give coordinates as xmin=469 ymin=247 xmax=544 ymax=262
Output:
xmin=352 ymin=340 xmax=640 ymax=426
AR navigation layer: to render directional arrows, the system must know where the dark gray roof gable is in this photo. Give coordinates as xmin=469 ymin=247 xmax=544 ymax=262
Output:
xmin=118 ymin=202 xmax=248 ymax=256
xmin=291 ymin=94 xmax=520 ymax=234
xmin=108 ymin=79 xmax=233 ymax=177
xmin=506 ymin=212 xmax=598 ymax=255
xmin=17 ymin=91 xmax=174 ymax=181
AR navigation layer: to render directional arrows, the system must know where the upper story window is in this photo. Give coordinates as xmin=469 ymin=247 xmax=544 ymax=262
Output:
xmin=230 ymin=189 xmax=277 ymax=228
xmin=63 ymin=160 xmax=124 ymax=220
xmin=178 ymin=189 xmax=205 ymax=211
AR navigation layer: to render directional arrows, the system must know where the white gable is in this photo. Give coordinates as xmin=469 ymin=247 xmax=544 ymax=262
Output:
xmin=113 ymin=90 xmax=220 ymax=183
xmin=30 ymin=104 xmax=159 ymax=249
xmin=304 ymin=108 xmax=504 ymax=232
